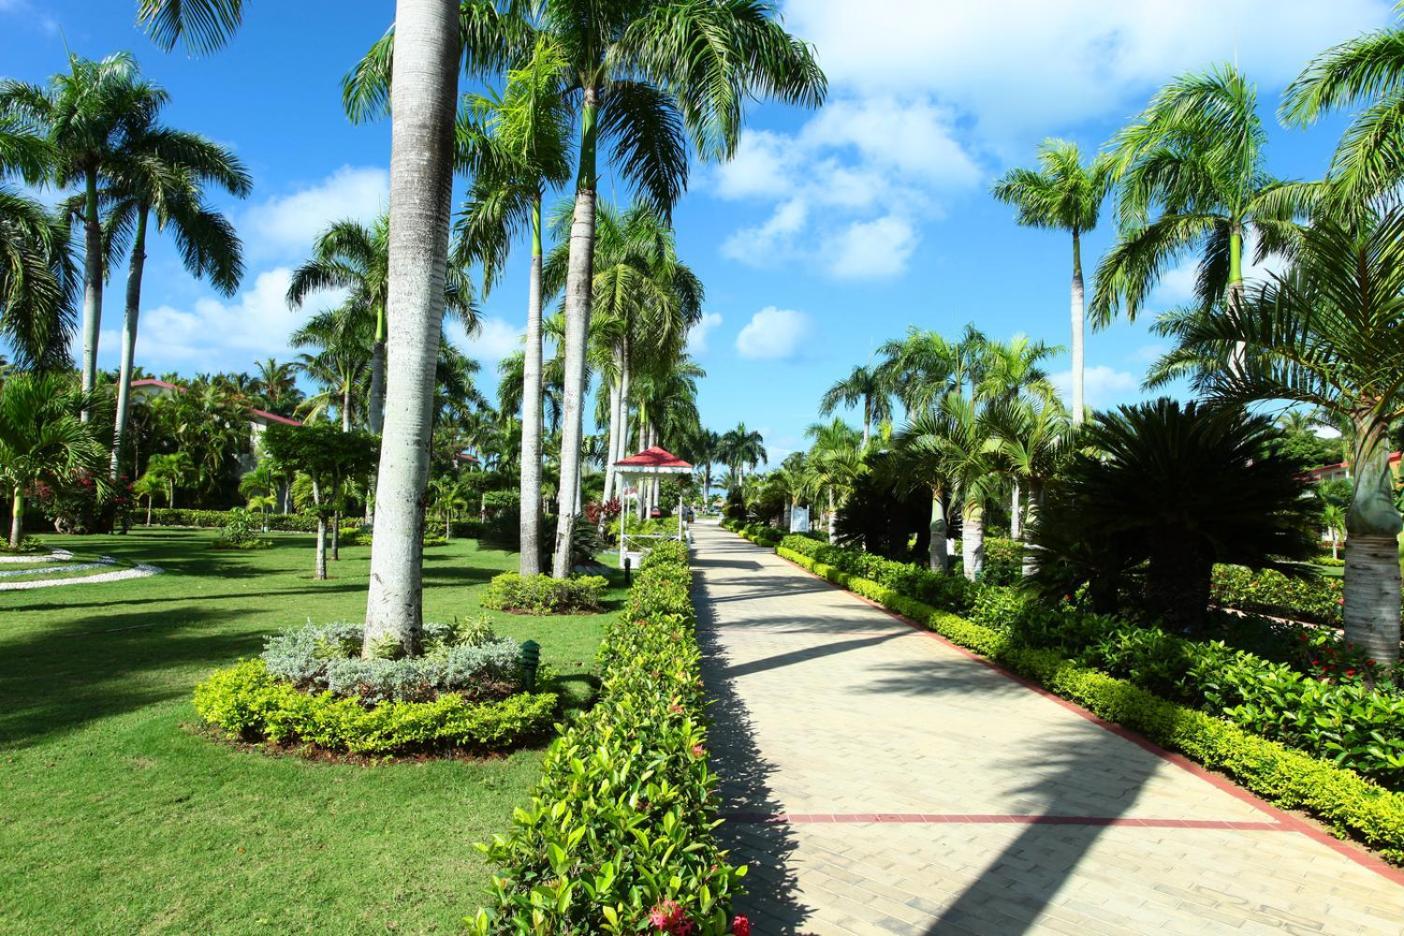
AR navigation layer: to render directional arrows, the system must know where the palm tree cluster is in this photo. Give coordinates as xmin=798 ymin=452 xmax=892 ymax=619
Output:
xmin=113 ymin=0 xmax=826 ymax=658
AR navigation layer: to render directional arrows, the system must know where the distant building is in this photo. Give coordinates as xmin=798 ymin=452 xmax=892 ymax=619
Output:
xmin=1303 ymin=451 xmax=1401 ymax=485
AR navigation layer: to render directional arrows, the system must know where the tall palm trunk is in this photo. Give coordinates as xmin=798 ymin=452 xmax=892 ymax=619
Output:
xmin=111 ymin=205 xmax=149 ymax=479
xmin=1227 ymin=223 xmax=1247 ymax=370
xmin=1070 ymin=230 xmax=1085 ymax=426
xmin=602 ymin=345 xmax=622 ymax=503
xmin=9 ymin=487 xmax=24 ymax=549
xmin=312 ymin=478 xmax=327 ymax=580
xmin=1009 ymin=478 xmax=1021 ymax=540
xmin=962 ymin=498 xmax=984 ymax=581
xmin=1022 ymin=479 xmax=1043 ymax=578
xmin=519 ymin=197 xmax=545 ymax=575
xmin=826 ymin=487 xmax=836 ymax=540
xmin=363 ymin=0 xmax=460 ymax=655
xmin=862 ymin=396 xmax=871 ymax=448
xmin=79 ymin=169 xmax=103 ymax=421
xmin=928 ymin=489 xmax=947 ymax=571
xmin=365 ymin=317 xmax=386 ymax=527
xmin=552 ymin=84 xmax=599 ymax=579
xmin=1343 ymin=417 xmax=1403 ymax=664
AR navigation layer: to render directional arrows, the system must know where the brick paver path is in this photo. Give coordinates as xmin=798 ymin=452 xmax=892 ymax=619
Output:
xmin=692 ymin=522 xmax=1404 ymax=935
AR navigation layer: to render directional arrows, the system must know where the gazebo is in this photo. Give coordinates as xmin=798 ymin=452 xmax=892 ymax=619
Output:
xmin=613 ymin=446 xmax=693 ymax=568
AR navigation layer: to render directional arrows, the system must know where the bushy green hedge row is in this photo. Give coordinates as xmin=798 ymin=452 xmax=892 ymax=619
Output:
xmin=780 ymin=534 xmax=1404 ymax=789
xmin=482 ymin=572 xmax=609 ymax=615
xmin=777 ymin=533 xmax=980 ymax=615
xmin=1211 ymin=563 xmax=1347 ymax=625
xmin=147 ymin=507 xmax=320 ymax=532
xmin=193 ymin=659 xmax=557 ymax=755
xmin=776 ymin=544 xmax=1404 ymax=864
xmin=721 ymin=517 xmax=783 ymax=547
xmin=474 ymin=538 xmax=748 ymax=934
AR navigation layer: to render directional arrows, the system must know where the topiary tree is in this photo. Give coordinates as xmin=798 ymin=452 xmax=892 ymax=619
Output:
xmin=262 ymin=422 xmax=378 ymax=583
xmin=1027 ymin=399 xmax=1318 ymax=633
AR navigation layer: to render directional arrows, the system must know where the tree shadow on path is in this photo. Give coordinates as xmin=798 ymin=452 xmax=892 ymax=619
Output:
xmin=695 ymin=576 xmax=815 ymax=934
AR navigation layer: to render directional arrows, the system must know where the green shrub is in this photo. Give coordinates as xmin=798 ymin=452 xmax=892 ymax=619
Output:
xmin=779 ymin=534 xmax=980 ymax=613
xmin=482 ymin=572 xmax=609 ymax=615
xmin=777 ymin=545 xmax=1404 ymax=864
xmin=1210 ymin=564 xmax=1351 ymax=626
xmin=148 ymin=507 xmax=319 ymax=532
xmin=474 ymin=536 xmax=743 ymax=934
xmin=193 ymin=659 xmax=556 ymax=756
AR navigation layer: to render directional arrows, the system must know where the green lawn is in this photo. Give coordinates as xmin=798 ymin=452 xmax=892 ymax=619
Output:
xmin=0 ymin=528 xmax=622 ymax=934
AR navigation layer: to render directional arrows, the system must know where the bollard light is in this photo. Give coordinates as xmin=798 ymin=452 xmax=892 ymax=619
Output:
xmin=624 ymin=556 xmax=632 ymax=586
xmin=520 ymin=639 xmax=541 ymax=692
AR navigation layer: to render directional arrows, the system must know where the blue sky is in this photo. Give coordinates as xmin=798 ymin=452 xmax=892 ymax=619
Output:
xmin=0 ymin=0 xmax=1390 ymax=461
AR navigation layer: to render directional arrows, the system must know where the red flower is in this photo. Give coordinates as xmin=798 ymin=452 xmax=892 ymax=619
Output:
xmin=648 ymin=900 xmax=693 ymax=935
xmin=1346 ymin=668 xmax=1357 ymax=677
xmin=1310 ymin=659 xmax=1320 ymax=667
xmin=732 ymin=915 xmax=752 ymax=936
xmin=691 ymin=743 xmax=705 ymax=758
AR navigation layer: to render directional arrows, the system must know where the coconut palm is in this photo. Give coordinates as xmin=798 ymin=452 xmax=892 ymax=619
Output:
xmin=984 ymin=394 xmax=1072 ymax=567
xmin=539 ymin=0 xmax=827 ymax=578
xmin=1281 ymin=11 xmax=1404 ymax=203
xmin=819 ymin=363 xmax=891 ymax=448
xmin=105 ymin=104 xmax=250 ymax=480
xmin=992 ymin=139 xmax=1113 ymax=424
xmin=0 ymin=372 xmax=107 ymax=548
xmin=1150 ymin=208 xmax=1404 ymax=662
xmin=456 ymin=36 xmax=573 ymax=576
xmin=0 ymin=53 xmax=167 ymax=415
xmin=1091 ymin=65 xmax=1305 ymax=332
xmin=252 ymin=358 xmax=301 ymax=415
xmin=804 ymin=418 xmax=863 ymax=539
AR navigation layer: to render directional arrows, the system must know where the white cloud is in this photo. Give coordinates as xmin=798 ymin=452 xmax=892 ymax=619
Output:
xmin=447 ymin=316 xmax=522 ymax=362
xmin=243 ymin=166 xmax=388 ymax=260
xmin=830 ymin=215 xmax=917 ymax=279
xmin=687 ymin=312 xmax=724 ymax=355
xmin=1052 ymin=364 xmax=1139 ymax=408
xmin=736 ymin=306 xmax=811 ymax=360
xmin=782 ymin=0 xmax=1388 ymax=144
xmin=713 ymin=96 xmax=975 ymax=278
xmin=102 ymin=267 xmax=330 ymax=371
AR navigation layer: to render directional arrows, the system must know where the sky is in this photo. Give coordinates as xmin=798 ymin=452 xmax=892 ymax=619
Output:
xmin=0 ymin=0 xmax=1390 ymax=463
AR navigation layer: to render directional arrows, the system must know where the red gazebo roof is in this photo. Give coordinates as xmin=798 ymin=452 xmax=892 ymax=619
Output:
xmin=614 ymin=446 xmax=692 ymax=472
xmin=248 ymin=408 xmax=301 ymax=427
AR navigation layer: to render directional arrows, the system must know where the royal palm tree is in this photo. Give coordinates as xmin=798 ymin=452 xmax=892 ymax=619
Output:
xmin=820 ymin=362 xmax=891 ymax=448
xmin=1150 ymin=208 xmax=1404 ymax=663
xmin=1 ymin=53 xmax=166 ymax=416
xmin=456 ymin=36 xmax=573 ymax=576
xmin=720 ymin=422 xmax=766 ymax=485
xmin=985 ymin=394 xmax=1072 ymax=566
xmin=0 ymin=372 xmax=107 ymax=548
xmin=105 ymin=101 xmax=250 ymax=480
xmin=538 ymin=0 xmax=827 ymax=578
xmin=252 ymin=358 xmax=300 ymax=415
xmin=1282 ymin=11 xmax=1404 ymax=203
xmin=1091 ymin=65 xmax=1304 ymax=334
xmin=992 ymin=139 xmax=1113 ymax=424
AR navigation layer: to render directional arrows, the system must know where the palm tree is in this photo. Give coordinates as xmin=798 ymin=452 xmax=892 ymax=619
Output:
xmin=1150 ymin=208 xmax=1404 ymax=663
xmin=1091 ymin=65 xmax=1304 ymax=335
xmin=105 ymin=99 xmax=250 ymax=480
xmin=456 ymin=36 xmax=573 ymax=576
xmin=804 ymin=418 xmax=863 ymax=539
xmin=1281 ymin=11 xmax=1404 ymax=203
xmin=992 ymin=139 xmax=1113 ymax=425
xmin=252 ymin=358 xmax=300 ymax=415
xmin=0 ymin=116 xmax=75 ymax=370
xmin=820 ymin=363 xmax=891 ymax=447
xmin=0 ymin=372 xmax=107 ymax=548
xmin=985 ymin=394 xmax=1072 ymax=567
xmin=541 ymin=0 xmax=827 ymax=578
xmin=720 ymin=422 xmax=766 ymax=485
xmin=1 ymin=53 xmax=166 ymax=416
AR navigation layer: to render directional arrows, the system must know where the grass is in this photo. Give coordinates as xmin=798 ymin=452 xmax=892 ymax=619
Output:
xmin=0 ymin=527 xmax=624 ymax=934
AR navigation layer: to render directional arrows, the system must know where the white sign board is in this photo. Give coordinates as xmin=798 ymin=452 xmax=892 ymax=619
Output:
xmin=789 ymin=506 xmax=810 ymax=533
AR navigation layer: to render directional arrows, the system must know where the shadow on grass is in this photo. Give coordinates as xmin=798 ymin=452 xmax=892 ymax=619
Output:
xmin=0 ymin=607 xmax=263 ymax=750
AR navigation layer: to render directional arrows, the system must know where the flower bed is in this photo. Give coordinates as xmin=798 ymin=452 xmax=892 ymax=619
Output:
xmin=775 ymin=540 xmax=1404 ymax=865
xmin=482 ymin=572 xmax=608 ymax=615
xmin=1211 ymin=563 xmax=1350 ymax=625
xmin=193 ymin=620 xmax=554 ymax=756
xmin=473 ymin=539 xmax=749 ymax=934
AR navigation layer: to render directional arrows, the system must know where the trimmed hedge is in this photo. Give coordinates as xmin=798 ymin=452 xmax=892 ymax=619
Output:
xmin=777 ymin=545 xmax=1404 ymax=864
xmin=193 ymin=659 xmax=556 ymax=756
xmin=473 ymin=537 xmax=748 ymax=934
xmin=482 ymin=572 xmax=609 ymax=615
xmin=147 ymin=507 xmax=319 ymax=532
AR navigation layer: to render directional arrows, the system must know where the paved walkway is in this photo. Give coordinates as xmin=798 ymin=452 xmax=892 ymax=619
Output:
xmin=691 ymin=522 xmax=1404 ymax=935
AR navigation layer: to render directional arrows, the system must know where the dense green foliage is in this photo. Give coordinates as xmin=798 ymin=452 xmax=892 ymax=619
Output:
xmin=475 ymin=538 xmax=745 ymax=934
xmin=482 ymin=572 xmax=609 ymax=615
xmin=145 ymin=506 xmax=320 ymax=531
xmin=773 ymin=537 xmax=1404 ymax=863
xmin=194 ymin=659 xmax=556 ymax=756
xmin=1210 ymin=563 xmax=1358 ymax=626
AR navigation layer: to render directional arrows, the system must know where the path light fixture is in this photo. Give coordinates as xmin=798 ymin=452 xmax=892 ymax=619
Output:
xmin=520 ymin=640 xmax=540 ymax=692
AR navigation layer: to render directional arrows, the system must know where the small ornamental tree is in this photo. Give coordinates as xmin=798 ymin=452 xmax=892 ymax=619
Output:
xmin=262 ymin=422 xmax=378 ymax=581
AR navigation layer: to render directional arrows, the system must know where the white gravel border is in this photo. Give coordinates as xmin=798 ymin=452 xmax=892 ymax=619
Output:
xmin=0 ymin=555 xmax=164 ymax=590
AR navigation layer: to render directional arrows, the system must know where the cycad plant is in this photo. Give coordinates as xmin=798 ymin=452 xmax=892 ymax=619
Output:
xmin=992 ymin=139 xmax=1113 ymax=424
xmin=1028 ymin=400 xmax=1317 ymax=634
xmin=1151 ymin=208 xmax=1404 ymax=662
